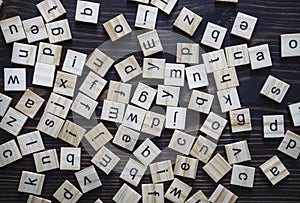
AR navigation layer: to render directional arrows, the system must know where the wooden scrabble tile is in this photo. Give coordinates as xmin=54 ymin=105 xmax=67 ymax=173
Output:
xmin=17 ymin=131 xmax=45 ymax=156
xmin=259 ymin=155 xmax=290 ymax=185
xmin=168 ymin=130 xmax=195 ymax=155
xmin=15 ymin=89 xmax=45 ymax=119
xmin=0 ymin=93 xmax=12 ymax=116
xmin=203 ymin=153 xmax=232 ymax=182
xmin=188 ymin=90 xmax=214 ymax=114
xmin=164 ymin=63 xmax=185 ymax=87
xmin=37 ymin=42 xmax=62 ymax=66
xmin=263 ymin=115 xmax=284 ymax=138
xmin=22 ymin=16 xmax=48 ymax=43
xmin=36 ymin=112 xmax=65 ymax=138
xmin=142 ymin=183 xmax=164 ymax=203
xmin=131 ymin=82 xmax=157 ymax=110
xmin=107 ymin=81 xmax=132 ymax=104
xmin=176 ymin=43 xmax=199 ymax=64
xmin=122 ymin=105 xmax=147 ymax=131
xmin=79 ymin=71 xmax=107 ymax=100
xmin=185 ymin=190 xmax=209 ymax=203
xmin=45 ymin=92 xmax=72 ymax=119
xmin=113 ymin=183 xmax=141 ymax=203
xmin=135 ymin=4 xmax=158 ymax=30
xmin=278 ymin=130 xmax=300 ymax=159
xmin=53 ymin=71 xmax=77 ymax=97
xmin=281 ymin=33 xmax=300 ymax=57
xmin=260 ymin=75 xmax=290 ymax=103
xmin=103 ymin=14 xmax=132 ymax=42
xmin=0 ymin=139 xmax=22 ymax=167
xmin=32 ymin=62 xmax=56 ymax=87
xmin=75 ymin=165 xmax=102 ymax=193
xmin=91 ymin=146 xmax=120 ymax=175
xmin=165 ymin=107 xmax=187 ymax=130
xmin=213 ymin=67 xmax=239 ymax=91
xmin=120 ymin=158 xmax=147 ymax=186
xmin=0 ymin=107 xmax=28 ymax=136
xmin=217 ymin=87 xmax=241 ymax=113
xmin=27 ymin=195 xmax=51 ymax=203
xmin=46 ymin=19 xmax=72 ymax=43
xmin=149 ymin=160 xmax=174 ymax=183
xmin=71 ymin=92 xmax=98 ymax=119
xmin=248 ymin=44 xmax=272 ymax=70
xmin=62 ymin=49 xmax=87 ymax=76
xmin=174 ymin=155 xmax=199 ymax=179
xmin=164 ymin=178 xmax=192 ymax=203
xmin=141 ymin=111 xmax=165 ymax=137
xmin=202 ymin=49 xmax=228 ymax=73
xmin=231 ymin=12 xmax=257 ymax=40
xmin=84 ymin=122 xmax=113 ymax=151
xmin=112 ymin=125 xmax=140 ymax=151
xmin=150 ymin=0 xmax=177 ymax=15
xmin=156 ymin=85 xmax=180 ymax=107
xmin=200 ymin=112 xmax=227 ymax=141
xmin=100 ymin=100 xmax=126 ymax=123
xmin=75 ymin=1 xmax=100 ymax=24
xmin=186 ymin=64 xmax=209 ymax=89
xmin=133 ymin=138 xmax=161 ymax=166
xmin=41 ymin=92 xmax=69 ymax=120
xmin=33 ymin=149 xmax=59 ymax=172
xmin=173 ymin=7 xmax=202 ymax=36
xmin=0 ymin=16 xmax=26 ymax=43
xmin=86 ymin=49 xmax=114 ymax=77
xmin=137 ymin=29 xmax=163 ymax=57
xmin=225 ymin=44 xmax=250 ymax=67
xmin=229 ymin=108 xmax=252 ymax=133
xmin=94 ymin=199 xmax=103 ymax=203
xmin=216 ymin=0 xmax=238 ymax=2
xmin=60 ymin=147 xmax=81 ymax=170
xmin=53 ymin=180 xmax=82 ymax=203
xmin=18 ymin=171 xmax=45 ymax=195
xmin=209 ymin=184 xmax=238 ymax=203
xmin=114 ymin=55 xmax=142 ymax=82
xmin=142 ymin=58 xmax=165 ymax=79
xmin=230 ymin=164 xmax=255 ymax=188
xmin=11 ymin=42 xmax=37 ymax=66
xmin=4 ymin=68 xmax=26 ymax=91
xmin=36 ymin=0 xmax=66 ymax=22
xmin=190 ymin=135 xmax=217 ymax=163
xmin=289 ymin=102 xmax=300 ymax=126
xmin=225 ymin=140 xmax=251 ymax=164
xmin=58 ymin=120 xmax=86 ymax=147
xmin=201 ymin=22 xmax=227 ymax=49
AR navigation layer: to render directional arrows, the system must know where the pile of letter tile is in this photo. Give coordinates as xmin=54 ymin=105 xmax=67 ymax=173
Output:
xmin=0 ymin=0 xmax=299 ymax=202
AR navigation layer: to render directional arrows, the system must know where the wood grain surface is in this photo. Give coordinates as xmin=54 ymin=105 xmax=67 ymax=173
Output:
xmin=0 ymin=0 xmax=300 ymax=202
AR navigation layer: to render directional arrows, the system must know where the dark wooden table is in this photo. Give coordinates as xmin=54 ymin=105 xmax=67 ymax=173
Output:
xmin=0 ymin=0 xmax=300 ymax=202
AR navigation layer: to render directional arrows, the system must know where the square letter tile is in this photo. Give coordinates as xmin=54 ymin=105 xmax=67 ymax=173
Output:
xmin=4 ymin=68 xmax=26 ymax=91
xmin=201 ymin=22 xmax=227 ymax=49
xmin=36 ymin=0 xmax=66 ymax=22
xmin=260 ymin=75 xmax=290 ymax=103
xmin=32 ymin=62 xmax=56 ymax=88
xmin=259 ymin=156 xmax=290 ymax=185
xmin=75 ymin=165 xmax=102 ymax=193
xmin=75 ymin=1 xmax=100 ymax=24
xmin=18 ymin=171 xmax=45 ymax=195
xmin=231 ymin=12 xmax=257 ymax=40
xmin=173 ymin=7 xmax=202 ymax=36
xmin=248 ymin=44 xmax=272 ymax=70
xmin=103 ymin=14 xmax=132 ymax=42
xmin=135 ymin=4 xmax=158 ymax=30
